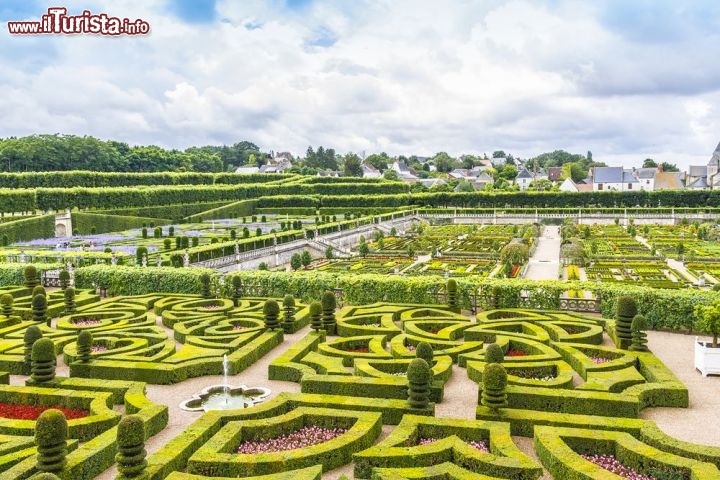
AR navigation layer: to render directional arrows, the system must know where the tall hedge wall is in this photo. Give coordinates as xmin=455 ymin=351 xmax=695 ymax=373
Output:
xmin=71 ymin=212 xmax=172 ymax=235
xmin=183 ymin=199 xmax=257 ymax=222
xmin=97 ymin=201 xmax=231 ymax=222
xmin=0 ymin=215 xmax=55 ymax=242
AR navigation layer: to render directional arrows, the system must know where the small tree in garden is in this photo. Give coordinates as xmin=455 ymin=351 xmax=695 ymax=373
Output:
xmin=230 ymin=228 xmax=237 ymax=240
xmin=24 ymin=325 xmax=42 ymax=374
xmin=189 ymin=237 xmax=197 ymax=248
xmin=32 ymin=294 xmax=48 ymax=325
xmin=263 ymin=300 xmax=281 ymax=331
xmin=290 ymin=253 xmax=302 ymax=271
xmin=32 ymin=286 xmax=46 ymax=298
xmin=243 ymin=227 xmax=250 ymax=238
xmin=629 ymin=314 xmax=649 ymax=352
xmin=282 ymin=295 xmax=296 ymax=332
xmin=407 ymin=246 xmax=415 ymax=258
xmin=141 ymin=227 xmax=148 ymax=239
xmin=321 ymin=291 xmax=337 ymax=334
xmin=58 ymin=270 xmax=70 ymax=290
xmin=24 ymin=265 xmax=39 ymax=288
xmin=485 ymin=343 xmax=504 ymax=364
xmin=175 ymin=237 xmax=182 ymax=250
xmin=325 ymin=245 xmax=334 ymax=260
xmin=1 ymin=294 xmax=13 ymax=317
xmin=258 ymin=262 xmax=268 ymax=271
xmin=481 ymin=363 xmax=508 ymax=413
xmin=310 ymin=301 xmax=323 ymax=332
xmin=169 ymin=226 xmax=175 ymax=237
xmin=261 ymin=215 xmax=267 ymax=223
xmin=416 ymin=342 xmax=433 ymax=364
xmin=64 ymin=288 xmax=76 ymax=313
xmin=615 ymin=296 xmax=637 ymax=349
xmin=136 ymin=247 xmax=148 ymax=266
xmin=31 ymin=338 xmax=56 ymax=383
xmin=301 ymin=250 xmax=312 ymax=267
xmin=255 ymin=227 xmax=262 ymax=237
xmin=153 ymin=227 xmax=162 ymax=238
xmin=116 ymin=415 xmax=147 ymax=479
xmin=231 ymin=277 xmax=243 ymax=306
xmin=358 ymin=241 xmax=369 ymax=258
xmin=76 ymin=330 xmax=93 ymax=362
xmin=695 ymin=301 xmax=720 ymax=348
xmin=446 ymin=279 xmax=459 ymax=311
xmin=1 ymin=235 xmax=7 ymax=246
xmin=200 ymin=273 xmax=211 ymax=298
xmin=407 ymin=358 xmax=431 ymax=410
xmin=35 ymin=409 xmax=68 ymax=473
xmin=163 ymin=239 xmax=172 ymax=250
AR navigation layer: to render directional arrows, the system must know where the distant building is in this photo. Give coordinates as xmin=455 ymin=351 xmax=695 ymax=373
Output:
xmin=234 ymin=166 xmax=260 ymax=174
xmin=391 ymin=160 xmax=419 ymax=182
xmin=361 ymin=162 xmax=382 ymax=179
xmin=590 ymin=167 xmax=638 ymax=191
xmin=685 ymin=141 xmax=720 ymax=189
xmin=418 ymin=178 xmax=446 ymax=189
xmin=548 ymin=167 xmax=563 ymax=182
xmin=316 ymin=170 xmax=341 ymax=177
xmin=515 ymin=167 xmax=548 ymax=191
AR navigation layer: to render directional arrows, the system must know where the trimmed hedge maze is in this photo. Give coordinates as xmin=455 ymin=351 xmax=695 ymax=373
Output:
xmin=0 ymin=290 xmax=718 ymax=479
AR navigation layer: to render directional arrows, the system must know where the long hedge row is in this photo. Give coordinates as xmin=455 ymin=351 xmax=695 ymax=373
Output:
xmin=183 ymin=199 xmax=257 ymax=222
xmin=0 ymin=214 xmax=55 ymax=243
xmin=96 ymin=201 xmax=233 ymax=221
xmin=71 ymin=212 xmax=171 ymax=235
xmin=0 ymin=171 xmax=298 ymax=188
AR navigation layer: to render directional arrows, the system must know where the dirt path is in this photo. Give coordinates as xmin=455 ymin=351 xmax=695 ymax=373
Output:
xmin=523 ymin=226 xmax=560 ymax=281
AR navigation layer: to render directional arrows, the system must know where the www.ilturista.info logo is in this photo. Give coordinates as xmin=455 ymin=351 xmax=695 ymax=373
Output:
xmin=7 ymin=7 xmax=150 ymax=35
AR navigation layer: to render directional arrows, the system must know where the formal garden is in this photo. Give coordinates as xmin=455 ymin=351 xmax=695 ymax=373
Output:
xmin=1 ymin=173 xmax=720 ymax=478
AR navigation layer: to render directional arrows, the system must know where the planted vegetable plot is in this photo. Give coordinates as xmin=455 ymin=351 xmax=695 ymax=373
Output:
xmin=585 ymin=260 xmax=689 ymax=289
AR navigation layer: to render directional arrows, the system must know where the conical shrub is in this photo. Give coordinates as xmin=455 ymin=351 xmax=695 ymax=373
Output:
xmin=32 ymin=294 xmax=47 ymax=324
xmin=615 ymin=296 xmax=637 ymax=349
xmin=63 ymin=288 xmax=75 ymax=313
xmin=407 ymin=358 xmax=431 ymax=410
xmin=24 ymin=325 xmax=43 ymax=374
xmin=263 ymin=300 xmax=281 ymax=331
xmin=76 ymin=330 xmax=93 ymax=362
xmin=282 ymin=295 xmax=296 ymax=333
xmin=35 ymin=409 xmax=67 ymax=473
xmin=310 ymin=301 xmax=323 ymax=332
xmin=58 ymin=270 xmax=70 ymax=290
xmin=321 ymin=291 xmax=337 ymax=334
xmin=0 ymin=294 xmax=13 ymax=317
xmin=629 ymin=314 xmax=649 ymax=352
xmin=481 ymin=363 xmax=508 ymax=413
xmin=231 ymin=276 xmax=242 ymax=306
xmin=200 ymin=273 xmax=211 ymax=298
xmin=446 ymin=279 xmax=459 ymax=311
xmin=31 ymin=338 xmax=56 ymax=383
xmin=116 ymin=415 xmax=147 ymax=478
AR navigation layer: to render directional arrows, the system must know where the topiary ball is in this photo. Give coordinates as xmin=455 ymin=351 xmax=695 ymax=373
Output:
xmin=483 ymin=362 xmax=507 ymax=391
xmin=415 ymin=342 xmax=434 ymax=364
xmin=232 ymin=276 xmax=242 ymax=288
xmin=32 ymin=294 xmax=47 ymax=310
xmin=321 ymin=291 xmax=336 ymax=310
xmin=407 ymin=358 xmax=431 ymax=384
xmin=263 ymin=300 xmax=280 ymax=316
xmin=616 ymin=296 xmax=637 ymax=318
xmin=485 ymin=343 xmax=504 ymax=364
xmin=309 ymin=301 xmax=322 ymax=316
xmin=283 ymin=295 xmax=295 ymax=308
xmin=0 ymin=294 xmax=12 ymax=307
xmin=631 ymin=314 xmax=648 ymax=332
xmin=32 ymin=286 xmax=46 ymax=298
xmin=35 ymin=409 xmax=67 ymax=447
xmin=64 ymin=288 xmax=75 ymax=301
xmin=446 ymin=278 xmax=457 ymax=292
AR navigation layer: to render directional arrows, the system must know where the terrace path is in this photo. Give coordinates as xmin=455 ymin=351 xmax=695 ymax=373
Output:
xmin=523 ymin=226 xmax=560 ymax=281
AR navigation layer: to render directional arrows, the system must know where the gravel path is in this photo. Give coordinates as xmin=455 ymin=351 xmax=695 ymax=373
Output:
xmin=523 ymin=226 xmax=560 ymax=281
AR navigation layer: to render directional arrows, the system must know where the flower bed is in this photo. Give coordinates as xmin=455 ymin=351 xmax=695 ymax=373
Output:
xmin=419 ymin=437 xmax=489 ymax=452
xmin=581 ymin=453 xmax=655 ymax=480
xmin=0 ymin=402 xmax=88 ymax=420
xmin=73 ymin=318 xmax=102 ymax=326
xmin=236 ymin=425 xmax=347 ymax=454
xmin=506 ymin=349 xmax=527 ymax=357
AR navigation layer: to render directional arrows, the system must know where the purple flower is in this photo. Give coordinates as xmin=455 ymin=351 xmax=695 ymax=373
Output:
xmin=581 ymin=453 xmax=656 ymax=480
xmin=237 ymin=425 xmax=347 ymax=454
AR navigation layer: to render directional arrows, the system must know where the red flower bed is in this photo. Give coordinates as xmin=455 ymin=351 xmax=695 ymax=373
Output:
xmin=506 ymin=349 xmax=528 ymax=357
xmin=344 ymin=347 xmax=370 ymax=353
xmin=510 ymin=264 xmax=520 ymax=278
xmin=237 ymin=425 xmax=347 ymax=454
xmin=0 ymin=403 xmax=89 ymax=420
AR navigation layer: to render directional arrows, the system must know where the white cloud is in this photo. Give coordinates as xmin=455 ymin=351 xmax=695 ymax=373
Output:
xmin=1 ymin=0 xmax=719 ymax=168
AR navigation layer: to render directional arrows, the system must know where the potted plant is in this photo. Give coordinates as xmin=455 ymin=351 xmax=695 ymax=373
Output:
xmin=694 ymin=300 xmax=720 ymax=376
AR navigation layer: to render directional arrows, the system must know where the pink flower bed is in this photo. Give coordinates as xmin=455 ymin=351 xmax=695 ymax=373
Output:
xmin=581 ymin=453 xmax=655 ymax=480
xmin=590 ymin=356 xmax=612 ymax=364
xmin=203 ymin=304 xmax=221 ymax=310
xmin=232 ymin=325 xmax=245 ymax=331
xmin=237 ymin=425 xmax=347 ymax=454
xmin=419 ymin=437 xmax=488 ymax=452
xmin=73 ymin=318 xmax=102 ymax=326
xmin=91 ymin=345 xmax=108 ymax=353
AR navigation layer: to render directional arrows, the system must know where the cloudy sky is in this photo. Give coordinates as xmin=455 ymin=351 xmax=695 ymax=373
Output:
xmin=2 ymin=0 xmax=719 ymax=168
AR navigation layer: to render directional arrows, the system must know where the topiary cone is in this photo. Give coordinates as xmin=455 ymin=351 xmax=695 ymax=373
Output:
xmin=76 ymin=330 xmax=93 ymax=363
xmin=615 ymin=296 xmax=637 ymax=349
xmin=263 ymin=300 xmax=281 ymax=331
xmin=282 ymin=295 xmax=296 ymax=333
xmin=629 ymin=314 xmax=649 ymax=352
xmin=481 ymin=363 xmax=508 ymax=413
xmin=35 ymin=409 xmax=67 ymax=473
xmin=199 ymin=273 xmax=211 ymax=298
xmin=31 ymin=338 xmax=56 ymax=383
xmin=446 ymin=279 xmax=459 ymax=311
xmin=23 ymin=325 xmax=43 ymax=375
xmin=115 ymin=415 xmax=148 ymax=479
xmin=32 ymin=294 xmax=48 ymax=324
xmin=63 ymin=288 xmax=75 ymax=313
xmin=406 ymin=358 xmax=431 ymax=410
xmin=231 ymin=276 xmax=242 ymax=307
xmin=321 ymin=291 xmax=337 ymax=335
xmin=485 ymin=343 xmax=504 ymax=364
xmin=310 ymin=301 xmax=323 ymax=332
xmin=32 ymin=286 xmax=46 ymax=298
xmin=0 ymin=293 xmax=13 ymax=317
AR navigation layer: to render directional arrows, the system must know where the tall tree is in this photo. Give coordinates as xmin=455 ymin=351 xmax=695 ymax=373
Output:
xmin=342 ymin=153 xmax=363 ymax=177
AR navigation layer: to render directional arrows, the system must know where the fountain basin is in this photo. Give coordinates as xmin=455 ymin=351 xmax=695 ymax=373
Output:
xmin=179 ymin=385 xmax=271 ymax=412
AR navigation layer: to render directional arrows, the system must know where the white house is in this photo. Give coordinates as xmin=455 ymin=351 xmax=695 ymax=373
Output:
xmin=361 ymin=162 xmax=382 ymax=178
xmin=391 ymin=160 xmax=419 ymax=182
xmin=634 ymin=168 xmax=657 ymax=191
xmin=590 ymin=167 xmax=638 ymax=191
xmin=235 ymin=166 xmax=260 ymax=174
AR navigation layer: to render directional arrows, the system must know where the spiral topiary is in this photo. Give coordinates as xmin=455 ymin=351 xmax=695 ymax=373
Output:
xmin=24 ymin=325 xmax=43 ymax=374
xmin=263 ymin=300 xmax=281 ymax=331
xmin=31 ymin=338 xmax=56 ymax=383
xmin=485 ymin=343 xmax=504 ymax=364
xmin=115 ymin=415 xmax=147 ymax=478
xmin=310 ymin=301 xmax=323 ymax=332
xmin=415 ymin=342 xmax=434 ymax=364
xmin=35 ymin=409 xmax=67 ymax=473
xmin=321 ymin=291 xmax=337 ymax=334
xmin=406 ymin=358 xmax=431 ymax=410
xmin=615 ymin=296 xmax=637 ymax=349
xmin=200 ymin=273 xmax=211 ymax=298
xmin=63 ymin=288 xmax=75 ymax=313
xmin=446 ymin=279 xmax=459 ymax=311
xmin=24 ymin=265 xmax=39 ymax=288
xmin=58 ymin=270 xmax=70 ymax=290
xmin=231 ymin=276 xmax=242 ymax=306
xmin=282 ymin=295 xmax=296 ymax=333
xmin=481 ymin=363 xmax=508 ymax=413
xmin=629 ymin=314 xmax=649 ymax=352
xmin=0 ymin=294 xmax=13 ymax=317
xmin=32 ymin=294 xmax=48 ymax=324
xmin=76 ymin=330 xmax=93 ymax=363
xmin=32 ymin=285 xmax=46 ymax=298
